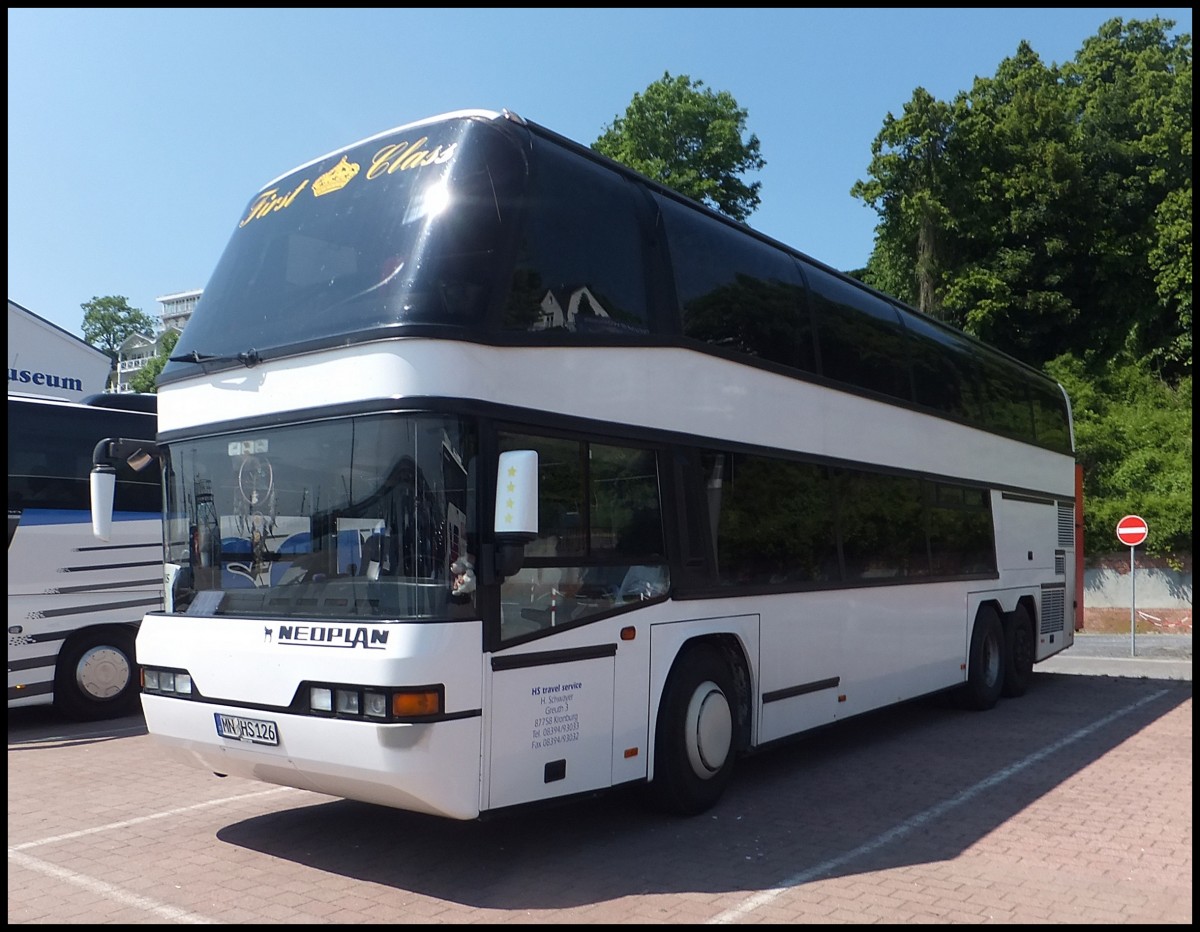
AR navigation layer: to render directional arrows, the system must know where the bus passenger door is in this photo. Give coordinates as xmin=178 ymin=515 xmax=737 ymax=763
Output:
xmin=485 ymin=646 xmax=616 ymax=811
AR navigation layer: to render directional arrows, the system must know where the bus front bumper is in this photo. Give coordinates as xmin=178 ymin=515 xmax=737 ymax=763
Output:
xmin=141 ymin=693 xmax=484 ymax=820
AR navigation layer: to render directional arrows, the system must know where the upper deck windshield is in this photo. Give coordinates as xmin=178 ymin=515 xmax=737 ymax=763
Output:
xmin=164 ymin=413 xmax=478 ymax=622
xmin=164 ymin=116 xmax=525 ymax=376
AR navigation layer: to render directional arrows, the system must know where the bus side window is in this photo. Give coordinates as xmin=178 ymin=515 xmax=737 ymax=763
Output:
xmin=503 ymin=138 xmax=651 ymax=335
xmin=658 ymin=194 xmax=817 ymax=375
xmin=496 ymin=433 xmax=668 ymax=642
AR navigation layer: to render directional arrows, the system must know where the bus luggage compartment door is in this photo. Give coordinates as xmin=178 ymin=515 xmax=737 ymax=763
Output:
xmin=486 ymin=645 xmax=616 ymax=811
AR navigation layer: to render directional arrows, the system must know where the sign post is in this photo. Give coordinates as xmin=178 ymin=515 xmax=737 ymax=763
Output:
xmin=1115 ymin=515 xmax=1149 ymax=656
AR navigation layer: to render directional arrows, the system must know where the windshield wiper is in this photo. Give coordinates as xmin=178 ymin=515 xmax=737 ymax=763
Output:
xmin=169 ymin=348 xmax=263 ymax=368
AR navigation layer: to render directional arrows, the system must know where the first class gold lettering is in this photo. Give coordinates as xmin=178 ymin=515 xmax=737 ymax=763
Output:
xmin=366 ymin=137 xmax=457 ymax=179
xmin=239 ymin=180 xmax=311 ymax=227
xmin=235 ymin=135 xmax=456 ymax=230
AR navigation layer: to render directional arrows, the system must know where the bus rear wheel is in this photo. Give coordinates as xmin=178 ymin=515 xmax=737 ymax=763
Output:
xmin=54 ymin=627 xmax=141 ymax=721
xmin=1002 ymin=604 xmax=1036 ymax=698
xmin=649 ymin=643 xmax=739 ymax=815
xmin=959 ymin=606 xmax=1005 ymax=711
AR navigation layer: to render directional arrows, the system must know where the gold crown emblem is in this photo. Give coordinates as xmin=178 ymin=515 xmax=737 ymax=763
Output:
xmin=313 ymin=155 xmax=360 ymax=197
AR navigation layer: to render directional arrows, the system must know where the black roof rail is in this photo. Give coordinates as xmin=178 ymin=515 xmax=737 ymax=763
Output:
xmin=81 ymin=392 xmax=157 ymax=413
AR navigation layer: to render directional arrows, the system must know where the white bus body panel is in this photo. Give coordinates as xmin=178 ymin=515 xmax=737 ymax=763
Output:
xmin=991 ymin=491 xmax=1076 ymax=658
xmin=750 ymin=584 xmax=969 ymax=744
xmin=485 ymin=610 xmax=760 ymax=807
xmin=486 ymin=649 xmax=616 ymax=810
xmin=136 ymin=614 xmax=486 ymax=820
xmin=995 ymin=495 xmax=1057 ymax=572
xmin=8 ymin=511 xmax=161 ymax=708
xmin=157 ymin=342 xmax=1075 ymax=500
xmin=483 ymin=610 xmax=657 ymax=810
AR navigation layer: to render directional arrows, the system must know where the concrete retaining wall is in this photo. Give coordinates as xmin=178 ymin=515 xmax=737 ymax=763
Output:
xmin=1083 ymin=554 xmax=1192 ymax=609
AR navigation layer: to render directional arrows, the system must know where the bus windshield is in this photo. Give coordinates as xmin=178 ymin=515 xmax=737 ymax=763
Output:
xmin=164 ymin=413 xmax=477 ymax=622
xmin=164 ymin=116 xmax=524 ymax=371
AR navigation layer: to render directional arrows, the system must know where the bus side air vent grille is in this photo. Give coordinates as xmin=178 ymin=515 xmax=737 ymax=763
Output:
xmin=1040 ymin=585 xmax=1066 ymax=635
xmin=1057 ymin=502 xmax=1075 ymax=548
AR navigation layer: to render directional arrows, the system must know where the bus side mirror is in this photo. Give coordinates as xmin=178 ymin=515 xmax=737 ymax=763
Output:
xmin=493 ymin=450 xmax=537 ymax=580
xmin=90 ymin=436 xmax=159 ymax=541
xmin=90 ymin=465 xmax=116 ymax=541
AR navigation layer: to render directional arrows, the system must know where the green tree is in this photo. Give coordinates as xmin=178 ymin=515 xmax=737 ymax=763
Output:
xmin=1046 ymin=353 xmax=1191 ymax=557
xmin=939 ymin=42 xmax=1087 ymax=367
xmin=1064 ymin=17 xmax=1193 ymax=381
xmin=849 ymin=87 xmax=955 ymax=316
xmin=851 ymin=17 xmax=1191 ymax=381
xmin=80 ymin=295 xmax=156 ymax=362
xmin=1148 ymin=184 xmax=1193 ymax=377
xmin=128 ymin=329 xmax=180 ymax=393
xmin=854 ymin=43 xmax=1089 ymax=362
xmin=593 ymin=71 xmax=765 ymax=222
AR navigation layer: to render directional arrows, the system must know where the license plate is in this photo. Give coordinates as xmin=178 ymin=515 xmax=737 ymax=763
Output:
xmin=214 ymin=712 xmax=279 ymax=746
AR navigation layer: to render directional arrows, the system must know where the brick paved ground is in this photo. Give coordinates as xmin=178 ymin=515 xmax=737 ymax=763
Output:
xmin=8 ymin=671 xmax=1191 ymax=924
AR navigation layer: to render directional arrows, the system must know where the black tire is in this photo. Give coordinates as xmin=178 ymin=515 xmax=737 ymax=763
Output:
xmin=54 ymin=627 xmax=141 ymax=721
xmin=649 ymin=643 xmax=740 ymax=815
xmin=959 ymin=606 xmax=1006 ymax=711
xmin=1002 ymin=605 xmax=1036 ymax=698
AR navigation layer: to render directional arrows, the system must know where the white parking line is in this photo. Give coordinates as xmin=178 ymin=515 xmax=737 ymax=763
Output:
xmin=9 ymin=849 xmax=216 ymax=924
xmin=706 ymin=688 xmax=1170 ymax=924
xmin=9 ymin=786 xmax=296 ymax=852
xmin=8 ymin=786 xmax=299 ymax=924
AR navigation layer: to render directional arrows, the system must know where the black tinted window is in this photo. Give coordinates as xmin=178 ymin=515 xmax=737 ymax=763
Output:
xmin=804 ymin=262 xmax=913 ymax=402
xmin=658 ymin=195 xmax=816 ymax=373
xmin=976 ymin=353 xmax=1034 ymax=438
xmin=837 ymin=470 xmax=928 ymax=580
xmin=926 ymin=481 xmax=996 ymax=575
xmin=503 ymin=140 xmax=651 ymax=335
xmin=8 ymin=399 xmax=160 ymax=512
xmin=701 ymin=451 xmax=839 ymax=587
xmin=897 ymin=305 xmax=985 ymax=421
xmin=1029 ymin=378 xmax=1072 ymax=453
xmin=680 ymin=445 xmax=999 ymax=593
xmin=495 ymin=430 xmax=667 ymax=642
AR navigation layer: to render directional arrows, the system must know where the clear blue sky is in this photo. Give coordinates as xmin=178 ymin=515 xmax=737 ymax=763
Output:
xmin=8 ymin=8 xmax=1192 ymax=337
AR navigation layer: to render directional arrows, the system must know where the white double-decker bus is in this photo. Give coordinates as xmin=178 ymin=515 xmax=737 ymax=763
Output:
xmin=91 ymin=109 xmax=1080 ymax=820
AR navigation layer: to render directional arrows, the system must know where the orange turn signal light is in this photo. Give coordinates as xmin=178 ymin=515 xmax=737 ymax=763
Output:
xmin=392 ymin=690 xmax=441 ymax=717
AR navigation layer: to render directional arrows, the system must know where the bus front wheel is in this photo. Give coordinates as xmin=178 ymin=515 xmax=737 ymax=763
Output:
xmin=54 ymin=627 xmax=141 ymax=721
xmin=649 ymin=643 xmax=739 ymax=815
xmin=959 ymin=606 xmax=1006 ymax=711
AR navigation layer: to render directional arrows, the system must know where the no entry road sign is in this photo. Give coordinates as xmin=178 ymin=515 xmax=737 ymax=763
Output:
xmin=1116 ymin=514 xmax=1149 ymax=547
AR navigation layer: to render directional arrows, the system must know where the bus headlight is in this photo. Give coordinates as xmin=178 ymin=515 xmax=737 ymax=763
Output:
xmin=335 ymin=689 xmax=360 ymax=715
xmin=141 ymin=667 xmax=193 ymax=697
xmin=363 ymin=691 xmax=388 ymax=718
xmin=309 ymin=687 xmax=333 ymax=712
